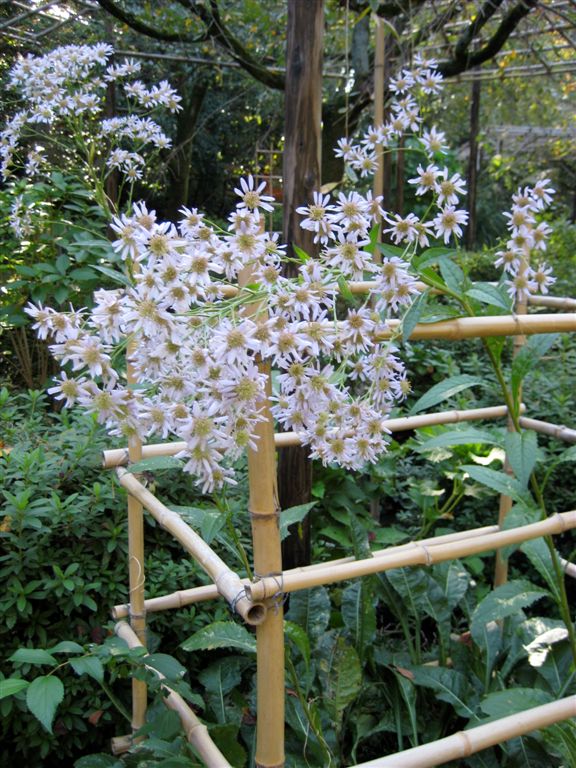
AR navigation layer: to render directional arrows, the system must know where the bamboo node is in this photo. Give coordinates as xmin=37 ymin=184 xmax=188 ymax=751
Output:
xmin=418 ymin=542 xmax=433 ymax=566
xmin=457 ymin=729 xmax=474 ymax=757
xmin=249 ymin=509 xmax=280 ymax=520
xmin=554 ymin=512 xmax=568 ymax=533
xmin=129 ymin=554 xmax=146 ymax=592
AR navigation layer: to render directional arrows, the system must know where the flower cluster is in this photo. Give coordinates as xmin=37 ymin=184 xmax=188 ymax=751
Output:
xmin=333 ymin=56 xmax=469 ymax=249
xmin=495 ymin=181 xmax=556 ymax=301
xmin=27 ymin=174 xmax=415 ymax=492
xmin=0 ymin=44 xmax=181 ymax=183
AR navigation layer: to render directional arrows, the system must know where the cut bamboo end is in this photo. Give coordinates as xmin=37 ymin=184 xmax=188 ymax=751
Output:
xmin=247 ymin=510 xmax=576 ymax=601
xmin=352 ymin=696 xmax=576 ymax=767
xmin=103 ymin=404 xmax=515 ymax=467
xmin=116 ymin=468 xmax=267 ymax=626
xmin=111 ymin=734 xmax=133 ymax=755
xmin=114 ymin=621 xmax=232 ymax=768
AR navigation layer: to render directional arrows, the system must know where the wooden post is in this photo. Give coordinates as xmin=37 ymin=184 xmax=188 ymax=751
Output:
xmin=279 ymin=0 xmax=324 ymax=572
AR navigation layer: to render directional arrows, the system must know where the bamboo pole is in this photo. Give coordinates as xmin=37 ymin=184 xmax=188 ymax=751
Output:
xmin=351 ymin=696 xmax=576 ymax=767
xmin=103 ymin=405 xmax=513 ymax=467
xmin=527 ymin=295 xmax=576 ymax=310
xmin=247 ymin=511 xmax=576 ymax=600
xmin=114 ymin=621 xmax=232 ymax=768
xmin=112 ymin=523 xmax=502 ymax=619
xmin=116 ymin=468 xmax=266 ymax=626
xmin=519 ymin=416 xmax=576 ymax=443
xmin=126 ymin=347 xmax=147 ymax=732
xmin=379 ymin=313 xmax=576 ymax=341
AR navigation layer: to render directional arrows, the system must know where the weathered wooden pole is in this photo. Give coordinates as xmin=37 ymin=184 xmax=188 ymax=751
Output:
xmin=466 ymin=71 xmax=481 ymax=249
xmin=279 ymin=0 xmax=324 ymax=572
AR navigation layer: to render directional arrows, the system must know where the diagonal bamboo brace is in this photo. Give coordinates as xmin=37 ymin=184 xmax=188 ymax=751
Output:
xmin=116 ymin=468 xmax=266 ymax=626
xmin=115 ymin=621 xmax=232 ymax=768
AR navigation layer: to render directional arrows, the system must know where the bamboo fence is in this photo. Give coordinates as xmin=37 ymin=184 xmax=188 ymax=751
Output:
xmin=116 ymin=468 xmax=266 ymax=626
xmin=104 ymin=264 xmax=576 ymax=765
xmin=113 ymin=621 xmax=232 ymax=767
xmin=351 ymin=696 xmax=576 ymax=767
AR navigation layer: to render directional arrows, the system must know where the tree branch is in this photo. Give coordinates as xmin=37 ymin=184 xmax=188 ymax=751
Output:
xmin=96 ymin=0 xmax=204 ymax=44
xmin=439 ymin=0 xmax=539 ymax=77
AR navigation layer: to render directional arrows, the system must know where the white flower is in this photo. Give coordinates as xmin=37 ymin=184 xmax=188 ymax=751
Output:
xmin=433 ymin=206 xmax=468 ymax=244
xmin=234 ymin=175 xmax=275 ymax=212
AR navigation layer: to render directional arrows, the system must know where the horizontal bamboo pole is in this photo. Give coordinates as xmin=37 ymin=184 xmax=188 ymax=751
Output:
xmin=247 ymin=511 xmax=576 ymax=600
xmin=519 ymin=416 xmax=576 ymax=443
xmin=380 ymin=313 xmax=576 ymax=341
xmin=114 ymin=621 xmax=232 ymax=768
xmin=111 ymin=524 xmax=501 ymax=619
xmin=561 ymin=558 xmax=576 ymax=579
xmin=103 ymin=405 xmax=513 ymax=468
xmin=116 ymin=468 xmax=266 ymax=626
xmin=527 ymin=295 xmax=576 ymax=310
xmin=352 ymin=696 xmax=576 ymax=767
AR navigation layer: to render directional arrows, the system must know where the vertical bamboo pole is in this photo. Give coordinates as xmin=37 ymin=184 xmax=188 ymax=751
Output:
xmin=372 ymin=13 xmax=385 ymax=215
xmin=127 ymin=344 xmax=147 ymax=731
xmin=494 ymin=259 xmax=528 ymax=587
xmin=249 ymin=365 xmax=285 ymax=768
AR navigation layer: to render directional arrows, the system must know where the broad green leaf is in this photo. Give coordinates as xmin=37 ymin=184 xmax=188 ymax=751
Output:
xmin=471 ymin=580 xmax=549 ymax=644
xmin=144 ymin=654 xmax=187 ymax=681
xmin=93 ymin=265 xmax=130 ymax=286
xmin=0 ymin=678 xmax=28 ymax=699
xmin=479 ymin=687 xmax=552 ymax=720
xmin=75 ymin=755 xmax=123 ymax=768
xmin=338 ymin=276 xmax=354 ymax=303
xmin=50 ymin=641 xmax=84 ymax=654
xmin=181 ymin=621 xmax=256 ymax=654
xmin=416 ymin=427 xmax=500 ymax=452
xmin=280 ymin=502 xmax=315 ymax=541
xmin=198 ymin=657 xmax=244 ymax=698
xmin=436 ymin=561 xmax=471 ymax=612
xmin=317 ymin=633 xmax=362 ymax=727
xmin=392 ymin=669 xmax=418 ymax=743
xmin=284 ymin=620 xmax=311 ymax=672
xmin=461 ymin=465 xmax=530 ymax=504
xmin=287 ymin=586 xmax=331 ymax=644
xmin=505 ymin=430 xmax=539 ymax=488
xmin=439 ymin=256 xmax=466 ymax=294
xmin=553 ymin=445 xmax=576 ymax=465
xmin=466 ymin=283 xmax=511 ymax=312
xmin=10 ymin=649 xmax=57 ymax=666
xmin=68 ymin=268 xmax=98 ymax=281
xmin=521 ymin=538 xmax=562 ymax=605
xmin=409 ymin=665 xmax=478 ymax=719
xmin=125 ymin=456 xmax=183 ymax=473
xmin=401 ymin=290 xmax=428 ymax=342
xmin=414 ymin=246 xmax=457 ymax=269
xmin=409 ymin=374 xmax=484 ymax=415
xmin=342 ymin=580 xmax=377 ymax=660
xmin=26 ymin=675 xmax=64 ymax=733
xmin=70 ymin=656 xmax=104 ymax=683
xmin=511 ymin=334 xmax=559 ymax=398
xmin=209 ymin=723 xmax=247 ymax=767
xmin=379 ymin=242 xmax=404 ymax=259
xmin=418 ymin=266 xmax=448 ymax=293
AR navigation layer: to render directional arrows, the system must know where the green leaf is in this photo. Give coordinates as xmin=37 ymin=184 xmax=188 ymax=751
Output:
xmin=414 ymin=246 xmax=457 ymax=270
xmin=418 ymin=266 xmax=448 ymax=293
xmin=317 ymin=633 xmax=362 ymax=728
xmin=379 ymin=242 xmax=404 ymax=259
xmin=75 ymin=755 xmax=123 ymax=768
xmin=287 ymin=586 xmax=331 ymax=645
xmin=479 ymin=688 xmax=552 ymax=720
xmin=439 ymin=256 xmax=466 ymax=294
xmin=409 ymin=665 xmax=477 ymax=719
xmin=505 ymin=430 xmax=539 ymax=488
xmin=409 ymin=374 xmax=484 ymax=415
xmin=521 ymin=538 xmax=562 ymax=605
xmin=26 ymin=675 xmax=64 ymax=733
xmin=70 ymin=656 xmax=104 ymax=683
xmin=208 ymin=723 xmax=247 ymax=767
xmin=293 ymin=244 xmax=309 ymax=263
xmin=125 ymin=456 xmax=183 ymax=473
xmin=10 ymin=649 xmax=57 ymax=666
xmin=69 ymin=268 xmax=99 ymax=281
xmin=0 ymin=678 xmax=28 ymax=699
xmin=416 ymin=427 xmax=500 ymax=452
xmin=181 ymin=621 xmax=256 ymax=654
xmin=285 ymin=621 xmax=311 ymax=674
xmin=144 ymin=654 xmax=187 ymax=682
xmin=511 ymin=334 xmax=559 ymax=398
xmin=338 ymin=276 xmax=354 ymax=304
xmin=198 ymin=657 xmax=245 ymax=697
xmin=466 ymin=283 xmax=511 ymax=312
xmin=50 ymin=641 xmax=84 ymax=654
xmin=93 ymin=265 xmax=130 ymax=286
xmin=342 ymin=580 xmax=377 ymax=660
xmin=401 ymin=290 xmax=428 ymax=342
xmin=280 ymin=502 xmax=315 ymax=541
xmin=461 ymin=465 xmax=530 ymax=503
xmin=55 ymin=253 xmax=70 ymax=275
xmin=471 ymin=580 xmax=549 ymax=644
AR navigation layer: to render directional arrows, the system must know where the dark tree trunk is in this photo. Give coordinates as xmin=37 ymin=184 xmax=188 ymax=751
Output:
xmin=280 ymin=0 xmax=324 ymax=571
xmin=466 ymin=74 xmax=481 ymax=249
